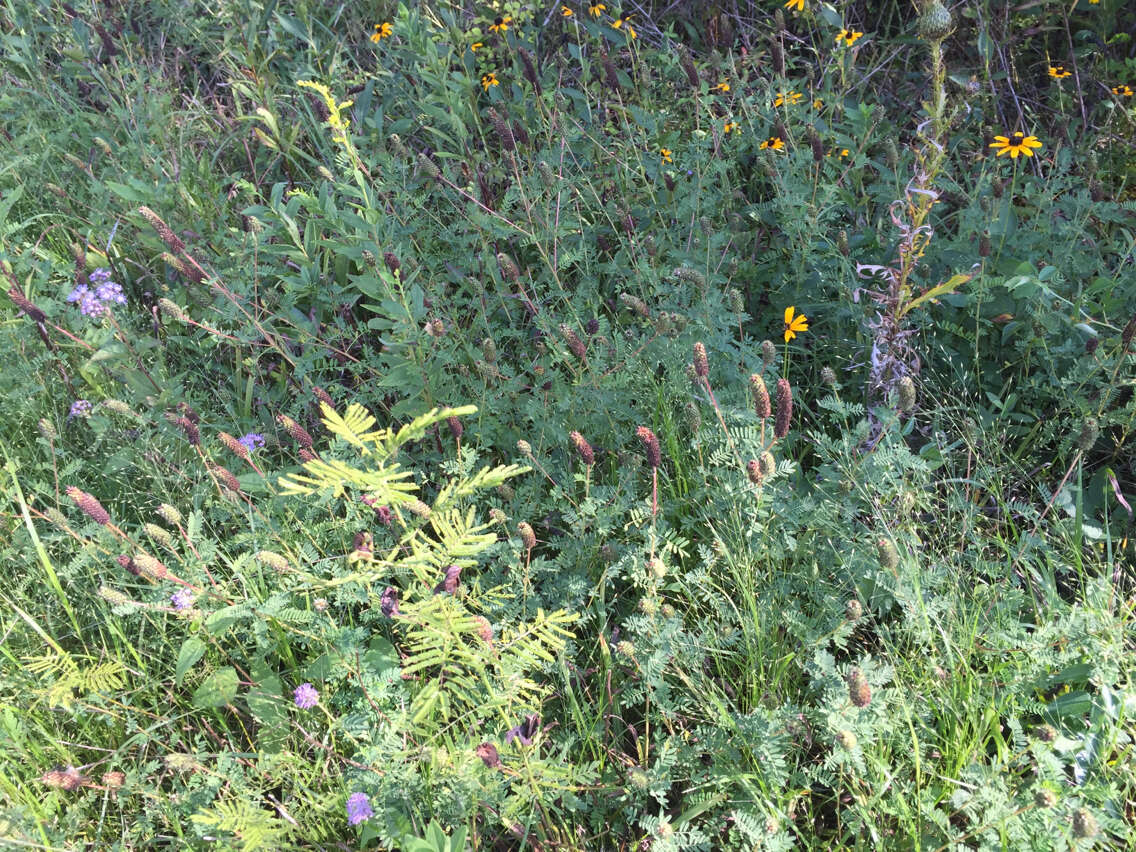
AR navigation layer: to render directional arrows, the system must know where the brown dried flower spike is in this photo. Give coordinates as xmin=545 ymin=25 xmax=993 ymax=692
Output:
xmin=774 ymin=378 xmax=793 ymax=439
xmin=636 ymin=426 xmax=661 ymax=468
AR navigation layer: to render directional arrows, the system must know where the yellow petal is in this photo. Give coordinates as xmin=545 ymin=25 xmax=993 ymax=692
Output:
xmin=784 ymin=306 xmax=795 ymax=324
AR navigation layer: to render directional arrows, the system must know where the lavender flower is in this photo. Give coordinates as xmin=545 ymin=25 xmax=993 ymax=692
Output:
xmin=170 ymin=589 xmax=195 ymax=611
xmin=237 ymin=432 xmax=266 ymax=452
xmin=67 ymin=268 xmax=126 ymax=319
xmin=293 ymin=683 xmax=319 ymax=709
xmin=346 ymin=792 xmax=373 ymax=825
xmin=504 ymin=713 xmax=541 ymax=746
xmin=68 ymin=399 xmax=93 ymax=420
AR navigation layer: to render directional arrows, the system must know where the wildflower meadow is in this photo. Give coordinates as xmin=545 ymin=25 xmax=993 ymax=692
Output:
xmin=1 ymin=0 xmax=1134 ymax=848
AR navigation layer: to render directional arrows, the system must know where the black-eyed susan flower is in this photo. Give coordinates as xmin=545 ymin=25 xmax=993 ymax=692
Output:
xmin=836 ymin=29 xmax=863 ymax=46
xmin=783 ymin=305 xmax=808 ymax=342
xmin=612 ymin=14 xmax=636 ymax=38
xmin=773 ymin=91 xmax=803 ymax=107
xmin=1048 ymin=64 xmax=1071 ymax=79
xmin=723 ymin=120 xmax=739 ymax=134
xmin=1113 ymin=84 xmax=1133 ymax=96
xmin=481 ymin=71 xmax=500 ymax=91
xmin=489 ymin=15 xmax=512 ymax=33
xmin=989 ymin=131 xmax=1043 ymax=159
xmin=562 ymin=5 xmax=573 ymax=15
xmin=370 ymin=22 xmax=393 ymax=42
xmin=714 ymin=81 xmax=730 ymax=92
xmin=784 ymin=0 xmax=805 ymax=10
xmin=760 ymin=136 xmax=785 ymax=151
xmin=660 ymin=148 xmax=673 ymax=163
xmin=589 ymin=2 xmax=606 ymax=16
xmin=471 ymin=41 xmax=484 ymax=51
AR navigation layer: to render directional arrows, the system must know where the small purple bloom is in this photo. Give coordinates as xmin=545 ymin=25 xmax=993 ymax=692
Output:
xmin=67 ymin=269 xmax=125 ymax=319
xmin=380 ymin=586 xmax=400 ymax=618
xmin=346 ymin=792 xmax=373 ymax=825
xmin=238 ymin=432 xmax=266 ymax=452
xmin=293 ymin=683 xmax=319 ymax=709
xmin=68 ymin=399 xmax=93 ymax=419
xmin=504 ymin=713 xmax=541 ymax=747
xmin=170 ymin=588 xmax=195 ymax=611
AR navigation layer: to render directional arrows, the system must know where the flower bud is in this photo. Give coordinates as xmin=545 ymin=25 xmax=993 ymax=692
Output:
xmin=518 ymin=522 xmax=537 ymax=550
xmin=898 ymin=376 xmax=916 ymax=412
xmin=847 ymin=668 xmax=872 ymax=707
xmin=693 ymin=342 xmax=709 ymax=378
xmin=877 ymin=538 xmax=899 ymax=571
xmin=761 ymin=339 xmax=777 ymax=366
xmin=774 ymin=378 xmax=793 ymax=438
xmin=636 ymin=426 xmax=661 ymax=468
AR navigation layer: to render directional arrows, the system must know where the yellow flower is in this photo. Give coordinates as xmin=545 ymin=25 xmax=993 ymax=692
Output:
xmin=989 ymin=131 xmax=1043 ymax=159
xmin=297 ymin=81 xmax=354 ymax=148
xmin=660 ymin=148 xmax=673 ymax=164
xmin=612 ymin=15 xmax=636 ymax=38
xmin=481 ymin=72 xmax=499 ymax=91
xmin=784 ymin=0 xmax=805 ymax=11
xmin=836 ymin=29 xmax=863 ymax=46
xmin=589 ymin=2 xmax=606 ymax=16
xmin=470 ymin=42 xmax=484 ymax=51
xmin=562 ymin=5 xmax=573 ymax=15
xmin=760 ymin=136 xmax=785 ymax=151
xmin=813 ymin=97 xmax=824 ymax=109
xmin=723 ymin=120 xmax=739 ymax=134
xmin=1088 ymin=0 xmax=1099 ymax=4
xmin=828 ymin=147 xmax=849 ymax=158
xmin=773 ymin=91 xmax=803 ymax=107
xmin=714 ymin=81 xmax=730 ymax=92
xmin=489 ymin=15 xmax=512 ymax=33
xmin=1048 ymin=64 xmax=1071 ymax=79
xmin=783 ymin=306 xmax=809 ymax=342
xmin=370 ymin=22 xmax=393 ymax=42
xmin=1112 ymin=84 xmax=1133 ymax=96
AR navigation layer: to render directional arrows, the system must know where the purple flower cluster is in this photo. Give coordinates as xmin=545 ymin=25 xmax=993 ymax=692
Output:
xmin=293 ymin=683 xmax=319 ymax=709
xmin=170 ymin=589 xmax=195 ymax=611
xmin=346 ymin=792 xmax=373 ymax=825
xmin=238 ymin=433 xmax=266 ymax=452
xmin=67 ymin=268 xmax=126 ymax=319
xmin=69 ymin=399 xmax=93 ymax=419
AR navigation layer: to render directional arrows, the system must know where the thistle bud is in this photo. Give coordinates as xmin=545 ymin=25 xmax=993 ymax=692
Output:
xmin=749 ymin=374 xmax=771 ymax=418
xmin=845 ymin=599 xmax=863 ymax=621
xmin=693 ymin=342 xmax=709 ymax=378
xmin=1077 ymin=417 xmax=1098 ymax=452
xmin=918 ymin=0 xmax=952 ymax=41
xmin=636 ymin=426 xmax=661 ymax=468
xmin=836 ymin=730 xmax=857 ymax=750
xmin=516 ymin=439 xmax=533 ymax=457
xmin=877 ymin=538 xmax=899 ymax=571
xmin=774 ymin=378 xmax=793 ymax=439
xmin=518 ymin=522 xmax=537 ymax=550
xmin=898 ymin=376 xmax=916 ymax=411
xmin=847 ymin=668 xmax=872 ymax=707
xmin=1033 ymin=789 xmax=1056 ymax=809
xmin=66 ymin=486 xmax=110 ymax=526
xmin=761 ymin=339 xmax=777 ymax=366
xmin=482 ymin=337 xmax=498 ymax=362
xmin=672 ymin=266 xmax=706 ymax=291
xmin=821 ymin=366 xmax=837 ymax=386
xmin=569 ymin=431 xmax=594 ymax=465
xmin=759 ymin=451 xmax=776 ymax=478
xmin=729 ymin=288 xmax=745 ymax=314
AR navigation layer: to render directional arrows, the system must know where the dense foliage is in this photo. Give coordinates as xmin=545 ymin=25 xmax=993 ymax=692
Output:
xmin=1 ymin=0 xmax=1134 ymax=848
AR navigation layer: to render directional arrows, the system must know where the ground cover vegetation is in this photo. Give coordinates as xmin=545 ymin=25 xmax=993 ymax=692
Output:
xmin=1 ymin=0 xmax=1135 ymax=848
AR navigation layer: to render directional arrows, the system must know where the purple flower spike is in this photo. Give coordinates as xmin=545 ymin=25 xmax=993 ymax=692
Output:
xmin=293 ymin=683 xmax=319 ymax=709
xmin=346 ymin=792 xmax=373 ymax=825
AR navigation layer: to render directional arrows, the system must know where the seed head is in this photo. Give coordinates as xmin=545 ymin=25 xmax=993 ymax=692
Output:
xmin=481 ymin=337 xmax=498 ymax=362
xmin=746 ymin=460 xmax=762 ymax=485
xmin=673 ymin=266 xmax=706 ymax=291
xmin=847 ymin=668 xmax=872 ymax=707
xmin=838 ymin=229 xmax=850 ymax=256
xmin=7 ymin=286 xmax=47 ymax=323
xmin=447 ymin=416 xmax=463 ymax=440
xmin=497 ymin=252 xmax=521 ymax=282
xmin=569 ymin=431 xmax=594 ymax=465
xmin=616 ymin=640 xmax=636 ymax=659
xmin=761 ymin=339 xmax=777 ymax=366
xmin=1121 ymin=314 xmax=1136 ymax=351
xmin=256 ymin=550 xmax=291 ymax=572
xmin=487 ymin=107 xmax=516 ymax=152
xmin=774 ymin=378 xmax=793 ymax=439
xmin=210 ymin=463 xmax=241 ymax=493
xmin=636 ymin=426 xmax=661 ymax=468
xmin=559 ymin=324 xmax=587 ymax=359
xmin=132 ymin=552 xmax=169 ymax=581
xmin=218 ymin=431 xmax=250 ymax=460
xmin=898 ymin=375 xmax=916 ymax=412
xmin=143 ymin=523 xmax=173 ymax=548
xmin=836 ymin=730 xmax=857 ymax=750
xmin=156 ymin=503 xmax=182 ymax=525
xmin=684 ymin=401 xmax=701 ymax=434
xmin=749 ymin=374 xmax=771 ymax=418
xmin=66 ymin=486 xmax=110 ymax=526
xmin=1077 ymin=417 xmax=1098 ymax=452
xmin=98 ymin=586 xmax=132 ymax=607
xmin=518 ymin=522 xmax=537 ymax=550
xmin=821 ymin=366 xmax=836 ymax=386
xmin=38 ymin=418 xmax=58 ymax=441
xmin=277 ymin=414 xmax=313 ymax=450
xmin=516 ymin=439 xmax=533 ymax=457
xmin=978 ymin=231 xmax=991 ymax=257
xmin=1035 ymin=724 xmax=1058 ymax=743
xmin=729 ymin=288 xmax=745 ymax=314
xmin=41 ymin=766 xmax=86 ymax=791
xmin=877 ymin=538 xmax=899 ymax=571
xmin=157 ymin=298 xmax=187 ymax=321
xmin=407 ymin=499 xmax=432 ymax=518
xmin=771 ymin=39 xmax=785 ymax=76
xmin=809 ymin=126 xmax=824 ymax=162
xmin=416 ymin=152 xmax=441 ymax=179
xmin=678 ymin=43 xmax=699 ymax=88
xmin=693 ymin=342 xmax=709 ymax=378
xmin=619 ymin=292 xmax=650 ymax=317
xmin=1072 ymin=808 xmax=1097 ymax=839
xmin=139 ymin=206 xmax=185 ymax=254
xmin=845 ymin=599 xmax=863 ymax=621
xmin=1033 ymin=789 xmax=1057 ymax=809
xmin=101 ymin=770 xmax=125 ymax=790
xmin=760 ymin=451 xmax=776 ymax=478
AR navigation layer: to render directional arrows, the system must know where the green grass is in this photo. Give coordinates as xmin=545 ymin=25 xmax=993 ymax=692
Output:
xmin=1 ymin=0 xmax=1134 ymax=848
